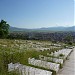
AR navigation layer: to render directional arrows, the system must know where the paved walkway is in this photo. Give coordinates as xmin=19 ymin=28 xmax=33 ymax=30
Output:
xmin=58 ymin=48 xmax=75 ymax=75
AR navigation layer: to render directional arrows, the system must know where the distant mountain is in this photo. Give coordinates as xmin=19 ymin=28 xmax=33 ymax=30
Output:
xmin=9 ymin=26 xmax=29 ymax=32
xmin=39 ymin=26 xmax=75 ymax=31
xmin=9 ymin=26 xmax=75 ymax=32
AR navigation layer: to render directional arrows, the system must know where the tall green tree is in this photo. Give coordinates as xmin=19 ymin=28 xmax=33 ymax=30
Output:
xmin=0 ymin=20 xmax=10 ymax=38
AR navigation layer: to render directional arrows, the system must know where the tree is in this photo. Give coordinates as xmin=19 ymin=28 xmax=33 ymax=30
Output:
xmin=64 ymin=34 xmax=73 ymax=45
xmin=0 ymin=20 xmax=10 ymax=38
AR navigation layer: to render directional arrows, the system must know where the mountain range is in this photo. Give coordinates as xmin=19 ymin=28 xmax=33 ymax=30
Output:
xmin=9 ymin=26 xmax=75 ymax=32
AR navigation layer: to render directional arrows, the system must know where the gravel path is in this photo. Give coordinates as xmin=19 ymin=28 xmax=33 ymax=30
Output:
xmin=58 ymin=48 xmax=75 ymax=75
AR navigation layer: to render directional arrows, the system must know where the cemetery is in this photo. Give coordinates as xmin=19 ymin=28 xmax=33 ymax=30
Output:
xmin=7 ymin=48 xmax=73 ymax=75
xmin=0 ymin=39 xmax=74 ymax=75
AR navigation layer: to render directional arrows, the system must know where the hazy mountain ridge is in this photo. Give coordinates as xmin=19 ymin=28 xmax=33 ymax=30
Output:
xmin=9 ymin=26 xmax=75 ymax=32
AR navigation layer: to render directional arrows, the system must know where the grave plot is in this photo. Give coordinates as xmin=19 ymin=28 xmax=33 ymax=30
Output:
xmin=47 ymin=49 xmax=73 ymax=61
xmin=8 ymin=62 xmax=52 ymax=75
xmin=35 ymin=47 xmax=51 ymax=51
xmin=28 ymin=58 xmax=60 ymax=73
xmin=39 ymin=55 xmax=63 ymax=68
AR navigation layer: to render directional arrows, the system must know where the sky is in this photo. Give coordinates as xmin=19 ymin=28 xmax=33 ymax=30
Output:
xmin=0 ymin=0 xmax=74 ymax=28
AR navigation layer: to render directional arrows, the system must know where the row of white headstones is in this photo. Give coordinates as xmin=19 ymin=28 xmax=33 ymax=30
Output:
xmin=39 ymin=55 xmax=63 ymax=64
xmin=28 ymin=58 xmax=60 ymax=73
xmin=47 ymin=49 xmax=72 ymax=59
xmin=8 ymin=63 xmax=52 ymax=75
xmin=28 ymin=49 xmax=72 ymax=72
xmin=8 ymin=48 xmax=73 ymax=75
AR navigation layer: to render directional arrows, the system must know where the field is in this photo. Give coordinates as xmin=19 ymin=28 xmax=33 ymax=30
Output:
xmin=0 ymin=39 xmax=74 ymax=75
